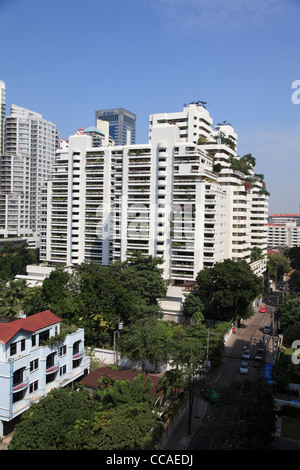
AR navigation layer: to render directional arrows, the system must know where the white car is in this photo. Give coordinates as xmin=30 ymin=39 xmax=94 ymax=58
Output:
xmin=239 ymin=362 xmax=249 ymax=374
xmin=242 ymin=349 xmax=251 ymax=360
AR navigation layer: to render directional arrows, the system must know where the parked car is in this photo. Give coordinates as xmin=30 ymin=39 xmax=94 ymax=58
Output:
xmin=264 ymin=325 xmax=271 ymax=334
xmin=239 ymin=362 xmax=249 ymax=374
xmin=201 ymin=387 xmax=220 ymax=403
xmin=242 ymin=349 xmax=251 ymax=360
xmin=259 ymin=306 xmax=267 ymax=313
xmin=255 ymin=347 xmax=264 ymax=361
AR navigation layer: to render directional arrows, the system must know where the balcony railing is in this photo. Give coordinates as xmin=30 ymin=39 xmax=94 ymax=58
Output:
xmin=12 ymin=377 xmax=29 ymax=393
xmin=46 ymin=361 xmax=59 ymax=375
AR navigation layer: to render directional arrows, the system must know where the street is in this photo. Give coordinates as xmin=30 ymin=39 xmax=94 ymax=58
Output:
xmin=188 ymin=299 xmax=275 ymax=450
xmin=213 ymin=304 xmax=274 ymax=387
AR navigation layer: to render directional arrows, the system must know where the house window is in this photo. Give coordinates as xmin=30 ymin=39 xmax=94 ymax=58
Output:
xmin=10 ymin=342 xmax=17 ymax=356
xmin=29 ymin=380 xmax=38 ymax=394
xmin=30 ymin=358 xmax=39 ymax=372
xmin=60 ymin=365 xmax=66 ymax=376
xmin=32 ymin=334 xmax=36 ymax=347
xmin=60 ymin=345 xmax=67 ymax=356
xmin=21 ymin=339 xmax=26 ymax=351
xmin=39 ymin=329 xmax=50 ymax=344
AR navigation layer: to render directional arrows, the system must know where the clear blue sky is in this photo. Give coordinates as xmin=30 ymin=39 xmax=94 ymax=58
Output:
xmin=1 ymin=0 xmax=300 ymax=214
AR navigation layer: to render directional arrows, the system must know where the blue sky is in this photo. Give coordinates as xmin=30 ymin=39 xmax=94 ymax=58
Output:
xmin=1 ymin=0 xmax=300 ymax=214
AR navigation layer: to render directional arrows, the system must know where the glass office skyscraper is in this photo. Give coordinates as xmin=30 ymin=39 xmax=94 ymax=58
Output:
xmin=95 ymin=108 xmax=136 ymax=145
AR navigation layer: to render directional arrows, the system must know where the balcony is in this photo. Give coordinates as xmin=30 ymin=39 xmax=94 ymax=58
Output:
xmin=45 ymin=363 xmax=59 ymax=374
xmin=12 ymin=377 xmax=29 ymax=394
xmin=73 ymin=349 xmax=84 ymax=360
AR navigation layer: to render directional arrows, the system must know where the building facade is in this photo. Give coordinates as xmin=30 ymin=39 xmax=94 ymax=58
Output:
xmin=0 ymin=310 xmax=90 ymax=438
xmin=268 ymin=223 xmax=300 ymax=248
xmin=0 ymin=81 xmax=5 ymax=155
xmin=41 ymin=103 xmax=269 ymax=282
xmin=0 ymin=105 xmax=57 ymax=244
xmin=95 ymin=108 xmax=136 ymax=145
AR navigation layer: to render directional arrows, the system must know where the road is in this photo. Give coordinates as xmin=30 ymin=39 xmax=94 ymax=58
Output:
xmin=188 ymin=300 xmax=275 ymax=450
xmin=213 ymin=305 xmax=274 ymax=387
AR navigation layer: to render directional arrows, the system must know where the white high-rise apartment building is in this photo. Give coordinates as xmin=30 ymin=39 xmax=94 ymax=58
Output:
xmin=150 ymin=104 xmax=268 ymax=275
xmin=0 ymin=81 xmax=6 ymax=155
xmin=41 ymin=103 xmax=268 ymax=281
xmin=0 ymin=105 xmax=57 ymax=244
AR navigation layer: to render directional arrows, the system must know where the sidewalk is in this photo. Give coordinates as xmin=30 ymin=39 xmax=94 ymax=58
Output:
xmin=160 ymin=390 xmax=208 ymax=450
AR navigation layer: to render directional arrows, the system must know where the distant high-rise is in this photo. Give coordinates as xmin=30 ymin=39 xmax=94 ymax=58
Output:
xmin=95 ymin=108 xmax=136 ymax=145
xmin=0 ymin=81 xmax=6 ymax=155
xmin=0 ymin=105 xmax=56 ymax=245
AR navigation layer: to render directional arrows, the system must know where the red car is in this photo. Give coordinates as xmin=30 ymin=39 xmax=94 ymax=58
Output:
xmin=259 ymin=306 xmax=267 ymax=313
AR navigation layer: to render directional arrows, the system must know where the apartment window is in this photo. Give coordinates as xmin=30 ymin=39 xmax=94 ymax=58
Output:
xmin=32 ymin=334 xmax=36 ymax=347
xmin=60 ymin=365 xmax=67 ymax=376
xmin=21 ymin=339 xmax=26 ymax=352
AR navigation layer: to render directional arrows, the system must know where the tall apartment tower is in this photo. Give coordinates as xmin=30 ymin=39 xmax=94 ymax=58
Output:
xmin=41 ymin=103 xmax=268 ymax=281
xmin=95 ymin=108 xmax=136 ymax=146
xmin=0 ymin=81 xmax=6 ymax=155
xmin=40 ymin=124 xmax=227 ymax=280
xmin=150 ymin=104 xmax=269 ymax=275
xmin=0 ymin=105 xmax=56 ymax=245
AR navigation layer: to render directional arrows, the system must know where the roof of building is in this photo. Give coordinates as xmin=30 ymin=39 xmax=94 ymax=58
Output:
xmin=0 ymin=310 xmax=62 ymax=345
xmin=269 ymin=214 xmax=300 ymax=217
xmin=80 ymin=367 xmax=161 ymax=398
xmin=83 ymin=126 xmax=105 ymax=136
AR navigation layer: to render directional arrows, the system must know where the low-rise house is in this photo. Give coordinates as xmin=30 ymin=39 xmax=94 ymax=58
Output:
xmin=0 ymin=310 xmax=90 ymax=439
xmin=81 ymin=366 xmax=161 ymax=399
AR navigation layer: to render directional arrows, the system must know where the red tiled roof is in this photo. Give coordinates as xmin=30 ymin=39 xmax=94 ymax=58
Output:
xmin=0 ymin=310 xmax=62 ymax=344
xmin=81 ymin=367 xmax=161 ymax=398
xmin=269 ymin=214 xmax=300 ymax=217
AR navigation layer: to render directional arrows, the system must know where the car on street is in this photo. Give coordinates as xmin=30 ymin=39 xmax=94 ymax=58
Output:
xmin=259 ymin=306 xmax=267 ymax=313
xmin=242 ymin=349 xmax=251 ymax=360
xmin=239 ymin=362 xmax=249 ymax=374
xmin=255 ymin=347 xmax=265 ymax=361
xmin=201 ymin=387 xmax=220 ymax=403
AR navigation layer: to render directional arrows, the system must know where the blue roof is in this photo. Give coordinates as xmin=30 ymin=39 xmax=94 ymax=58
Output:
xmin=83 ymin=126 xmax=105 ymax=136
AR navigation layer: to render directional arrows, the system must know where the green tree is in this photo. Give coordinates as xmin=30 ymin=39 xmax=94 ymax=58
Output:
xmin=195 ymin=259 xmax=262 ymax=323
xmin=157 ymin=368 xmax=185 ymax=403
xmin=171 ymin=322 xmax=208 ymax=434
xmin=42 ymin=267 xmax=71 ymax=307
xmin=9 ymin=386 xmax=94 ymax=450
xmin=94 ymin=374 xmax=154 ymax=408
xmin=93 ymin=402 xmax=160 ymax=450
xmin=120 ymin=315 xmax=172 ymax=372
xmin=183 ymin=292 xmax=205 ymax=322
xmin=277 ymin=297 xmax=300 ymax=332
xmin=267 ymin=253 xmax=291 ymax=282
xmin=218 ymin=379 xmax=276 ymax=450
xmin=0 ymin=243 xmax=38 ymax=282
xmin=110 ymin=252 xmax=167 ymax=306
xmin=250 ymin=246 xmax=263 ymax=263
xmin=287 ymin=247 xmax=300 ymax=270
xmin=0 ymin=279 xmax=27 ymax=315
xmin=21 ymin=286 xmax=47 ymax=316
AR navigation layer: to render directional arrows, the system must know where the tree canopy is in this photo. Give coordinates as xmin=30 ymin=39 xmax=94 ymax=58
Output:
xmin=194 ymin=259 xmax=262 ymax=323
xmin=9 ymin=379 xmax=162 ymax=450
